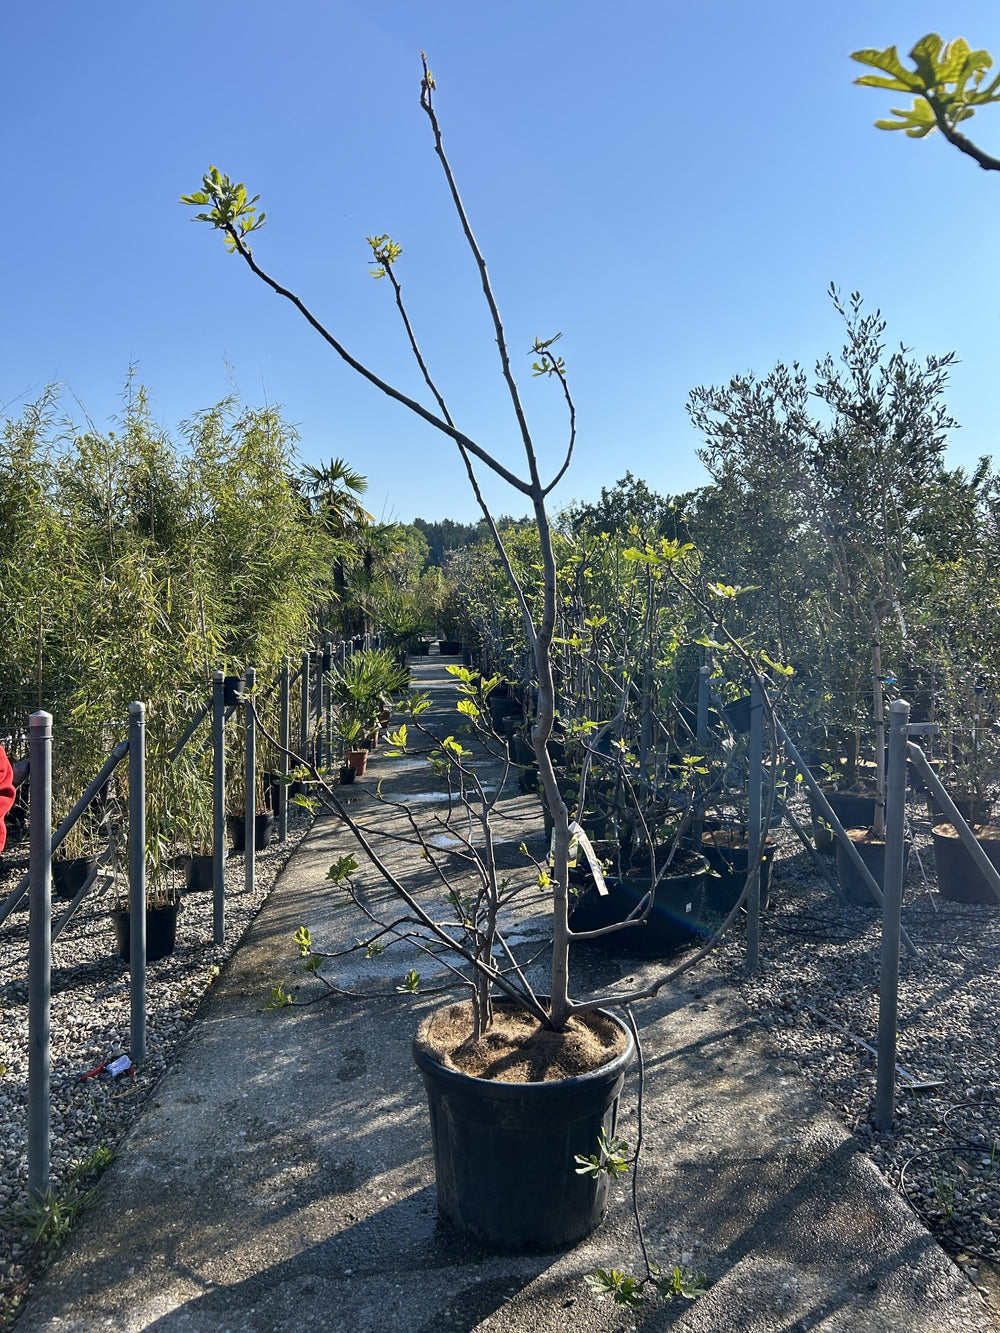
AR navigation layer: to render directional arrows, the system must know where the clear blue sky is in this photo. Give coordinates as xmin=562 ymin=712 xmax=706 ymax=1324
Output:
xmin=4 ymin=2 xmax=998 ymax=522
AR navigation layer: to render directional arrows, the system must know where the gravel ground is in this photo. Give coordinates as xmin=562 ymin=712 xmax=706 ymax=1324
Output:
xmin=0 ymin=810 xmax=312 ymax=1329
xmin=2 ymin=784 xmax=999 ymax=1327
xmin=718 ymin=797 xmax=1000 ymax=1312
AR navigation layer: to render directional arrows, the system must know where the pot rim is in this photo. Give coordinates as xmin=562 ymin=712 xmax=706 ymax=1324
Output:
xmin=413 ymin=1000 xmax=635 ymax=1096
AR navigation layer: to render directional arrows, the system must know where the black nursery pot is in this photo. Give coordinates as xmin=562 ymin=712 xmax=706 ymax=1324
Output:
xmin=110 ymin=899 xmax=180 ymax=963
xmin=181 ymin=854 xmax=214 ymax=893
xmin=570 ymin=852 xmax=707 ymax=953
xmin=932 ymin=823 xmax=1000 ymax=905
xmin=701 ymin=831 xmax=776 ymax=913
xmin=413 ymin=1003 xmax=634 ymax=1250
xmin=52 ymin=855 xmax=98 ymax=901
xmin=227 ymin=811 xmax=275 ymax=853
xmin=222 ymin=675 xmax=246 ymax=707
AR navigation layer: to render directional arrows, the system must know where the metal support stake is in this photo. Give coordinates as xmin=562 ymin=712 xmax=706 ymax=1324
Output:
xmin=300 ymin=650 xmax=310 ymax=761
xmin=27 ymin=710 xmax=52 ymax=1198
xmin=128 ymin=701 xmax=147 ymax=1063
xmin=322 ymin=642 xmax=333 ymax=770
xmin=212 ymin=671 xmax=226 ymax=946
xmin=876 ymin=699 xmax=910 ymax=1131
xmin=745 ymin=681 xmax=764 ymax=973
xmin=279 ymin=658 xmax=290 ymax=842
xmin=245 ymin=666 xmax=257 ymax=896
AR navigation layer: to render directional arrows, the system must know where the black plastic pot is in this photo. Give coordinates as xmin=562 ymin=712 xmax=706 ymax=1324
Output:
xmin=227 ymin=811 xmax=275 ymax=853
xmin=834 ymin=832 xmax=910 ymax=907
xmin=181 ymin=854 xmax=214 ymax=893
xmin=338 ymin=764 xmax=357 ymax=786
xmin=110 ymin=899 xmax=180 ymax=963
xmin=438 ymin=640 xmax=462 ymax=656
xmin=932 ymin=823 xmax=1000 ymax=905
xmin=823 ymin=787 xmax=879 ymax=832
xmin=928 ymin=792 xmax=993 ymax=826
xmin=722 ymin=695 xmax=753 ymax=734
xmin=570 ymin=852 xmax=707 ymax=953
xmin=412 ymin=1003 xmax=634 ymax=1250
xmin=701 ymin=831 xmax=776 ymax=912
xmin=52 ymin=855 xmax=98 ymax=901
xmin=222 ymin=675 xmax=246 ymax=707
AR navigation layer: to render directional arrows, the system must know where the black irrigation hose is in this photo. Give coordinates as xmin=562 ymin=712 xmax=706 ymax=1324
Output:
xmin=898 ymin=1100 xmax=1000 ymax=1261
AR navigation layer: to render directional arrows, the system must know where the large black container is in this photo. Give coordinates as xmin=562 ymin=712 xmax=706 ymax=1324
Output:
xmin=835 ymin=832 xmax=910 ymax=907
xmin=227 ymin=811 xmax=275 ymax=853
xmin=52 ymin=855 xmax=98 ymax=901
xmin=932 ymin=823 xmax=1000 ymax=905
xmin=413 ymin=1005 xmax=634 ymax=1250
xmin=110 ymin=899 xmax=180 ymax=963
xmin=701 ymin=831 xmax=776 ymax=912
xmin=570 ymin=852 xmax=707 ymax=953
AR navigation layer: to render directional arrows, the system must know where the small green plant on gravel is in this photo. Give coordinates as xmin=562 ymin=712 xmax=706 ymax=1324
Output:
xmin=262 ymin=982 xmax=295 ymax=1010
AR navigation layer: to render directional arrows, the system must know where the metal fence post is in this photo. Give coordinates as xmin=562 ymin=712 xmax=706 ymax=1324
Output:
xmin=244 ymin=666 xmax=256 ymax=895
xmin=279 ymin=658 xmax=290 ymax=842
xmin=212 ymin=671 xmax=226 ymax=946
xmin=322 ymin=641 xmax=333 ymax=770
xmin=745 ymin=681 xmax=764 ymax=973
xmin=300 ymin=649 xmax=310 ymax=763
xmin=27 ymin=710 xmax=52 ymax=1198
xmin=876 ymin=698 xmax=910 ymax=1131
xmin=128 ymin=701 xmax=147 ymax=1063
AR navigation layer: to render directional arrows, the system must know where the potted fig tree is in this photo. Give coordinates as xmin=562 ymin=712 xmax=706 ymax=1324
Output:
xmin=183 ymin=56 xmax=749 ymax=1290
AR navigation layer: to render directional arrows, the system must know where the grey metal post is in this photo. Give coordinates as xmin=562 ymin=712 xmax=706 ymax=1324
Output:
xmin=696 ymin=666 xmax=710 ymax=745
xmin=245 ymin=666 xmax=256 ymax=895
xmin=278 ymin=658 xmax=290 ymax=842
xmin=212 ymin=671 xmax=226 ymax=946
xmin=27 ymin=710 xmax=52 ymax=1198
xmin=315 ymin=652 xmax=326 ymax=769
xmin=127 ymin=701 xmax=147 ymax=1063
xmin=340 ymin=641 xmax=347 ymax=671
xmin=745 ymin=681 xmax=764 ymax=973
xmin=876 ymin=699 xmax=910 ymax=1131
xmin=323 ymin=642 xmax=333 ymax=770
xmin=300 ymin=649 xmax=310 ymax=761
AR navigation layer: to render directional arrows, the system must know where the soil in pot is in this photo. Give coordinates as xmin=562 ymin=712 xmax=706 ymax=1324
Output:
xmin=413 ymin=1001 xmax=633 ymax=1250
xmin=569 ymin=849 xmax=707 ymax=953
xmin=227 ymin=811 xmax=275 ymax=853
xmin=834 ymin=828 xmax=911 ymax=907
xmin=52 ymin=855 xmax=98 ymax=901
xmin=932 ymin=823 xmax=1000 ymax=905
xmin=110 ymin=898 xmax=180 ymax=963
xmin=701 ymin=829 xmax=776 ymax=912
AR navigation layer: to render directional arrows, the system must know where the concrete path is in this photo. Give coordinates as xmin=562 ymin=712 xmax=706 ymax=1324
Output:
xmin=14 ymin=662 xmax=997 ymax=1332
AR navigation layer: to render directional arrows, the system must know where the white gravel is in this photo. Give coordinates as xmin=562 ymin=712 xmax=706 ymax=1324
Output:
xmin=0 ymin=810 xmax=312 ymax=1328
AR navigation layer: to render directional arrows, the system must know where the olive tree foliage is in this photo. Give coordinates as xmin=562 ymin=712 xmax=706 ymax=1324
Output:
xmin=687 ymin=287 xmax=987 ymax=785
xmin=852 ymin=33 xmax=1000 ymax=171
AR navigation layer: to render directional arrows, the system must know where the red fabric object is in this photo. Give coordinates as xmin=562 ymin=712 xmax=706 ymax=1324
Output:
xmin=0 ymin=747 xmax=15 ymax=855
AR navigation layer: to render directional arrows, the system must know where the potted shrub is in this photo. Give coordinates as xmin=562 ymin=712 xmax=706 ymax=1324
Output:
xmin=183 ymin=59 xmax=752 ymax=1287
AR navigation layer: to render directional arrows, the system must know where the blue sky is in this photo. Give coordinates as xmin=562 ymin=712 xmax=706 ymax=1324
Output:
xmin=4 ymin=2 xmax=999 ymax=522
